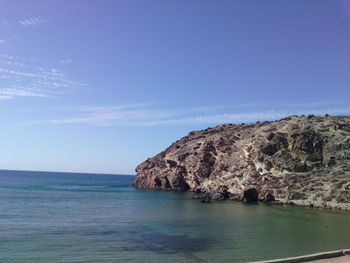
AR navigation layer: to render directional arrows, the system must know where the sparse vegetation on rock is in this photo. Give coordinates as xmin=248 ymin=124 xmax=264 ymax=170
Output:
xmin=133 ymin=115 xmax=350 ymax=210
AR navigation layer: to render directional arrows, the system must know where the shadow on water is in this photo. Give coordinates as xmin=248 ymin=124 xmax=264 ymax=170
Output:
xmin=120 ymin=230 xmax=211 ymax=262
xmin=50 ymin=226 xmax=211 ymax=262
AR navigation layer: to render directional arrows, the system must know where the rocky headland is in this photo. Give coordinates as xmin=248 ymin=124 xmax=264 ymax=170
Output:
xmin=133 ymin=115 xmax=350 ymax=210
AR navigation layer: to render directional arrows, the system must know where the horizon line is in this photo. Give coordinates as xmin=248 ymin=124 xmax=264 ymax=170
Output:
xmin=0 ymin=168 xmax=135 ymax=177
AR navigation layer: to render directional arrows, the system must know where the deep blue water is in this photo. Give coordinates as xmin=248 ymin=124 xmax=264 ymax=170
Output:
xmin=1 ymin=170 xmax=350 ymax=263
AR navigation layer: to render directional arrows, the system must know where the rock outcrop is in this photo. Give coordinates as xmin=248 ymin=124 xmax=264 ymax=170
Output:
xmin=133 ymin=115 xmax=350 ymax=210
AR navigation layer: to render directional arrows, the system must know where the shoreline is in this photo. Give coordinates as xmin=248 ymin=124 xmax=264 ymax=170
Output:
xmin=266 ymin=198 xmax=350 ymax=212
xmin=0 ymin=168 xmax=135 ymax=177
xmin=251 ymin=249 xmax=350 ymax=263
xmin=188 ymin=190 xmax=350 ymax=212
xmin=136 ymin=187 xmax=350 ymax=212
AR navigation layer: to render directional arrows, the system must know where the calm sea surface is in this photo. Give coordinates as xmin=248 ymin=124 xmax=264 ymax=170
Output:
xmin=1 ymin=170 xmax=350 ymax=263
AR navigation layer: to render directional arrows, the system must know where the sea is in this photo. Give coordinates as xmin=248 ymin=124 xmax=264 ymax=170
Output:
xmin=1 ymin=170 xmax=350 ymax=263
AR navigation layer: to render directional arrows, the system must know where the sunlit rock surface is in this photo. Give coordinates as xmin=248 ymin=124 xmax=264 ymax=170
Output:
xmin=134 ymin=115 xmax=350 ymax=210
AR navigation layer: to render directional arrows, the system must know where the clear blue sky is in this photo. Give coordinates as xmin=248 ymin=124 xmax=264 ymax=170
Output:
xmin=1 ymin=0 xmax=350 ymax=174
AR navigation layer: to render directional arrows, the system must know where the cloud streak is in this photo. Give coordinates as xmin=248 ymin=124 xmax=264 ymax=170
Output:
xmin=19 ymin=17 xmax=44 ymax=26
xmin=21 ymin=100 xmax=350 ymax=127
xmin=132 ymin=108 xmax=350 ymax=126
xmin=0 ymin=87 xmax=49 ymax=98
xmin=0 ymin=53 xmax=88 ymax=99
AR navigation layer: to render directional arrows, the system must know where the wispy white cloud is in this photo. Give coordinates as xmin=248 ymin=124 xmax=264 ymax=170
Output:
xmin=0 ymin=68 xmax=46 ymax=78
xmin=132 ymin=108 xmax=350 ymax=126
xmin=59 ymin=59 xmax=72 ymax=64
xmin=0 ymin=39 xmax=5 ymax=44
xmin=0 ymin=87 xmax=50 ymax=98
xmin=43 ymin=104 xmax=177 ymax=126
xmin=0 ymin=52 xmax=88 ymax=99
xmin=21 ymin=101 xmax=350 ymax=127
xmin=283 ymin=99 xmax=350 ymax=108
xmin=192 ymin=103 xmax=260 ymax=113
xmin=0 ymin=95 xmax=12 ymax=100
xmin=19 ymin=17 xmax=44 ymax=26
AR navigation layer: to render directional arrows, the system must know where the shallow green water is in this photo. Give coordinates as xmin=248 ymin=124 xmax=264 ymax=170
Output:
xmin=0 ymin=170 xmax=350 ymax=262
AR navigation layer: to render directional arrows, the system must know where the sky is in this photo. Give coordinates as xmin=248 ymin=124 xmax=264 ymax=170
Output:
xmin=0 ymin=0 xmax=350 ymax=174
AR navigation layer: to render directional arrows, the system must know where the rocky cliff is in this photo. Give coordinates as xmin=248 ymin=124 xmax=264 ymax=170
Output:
xmin=134 ymin=115 xmax=350 ymax=210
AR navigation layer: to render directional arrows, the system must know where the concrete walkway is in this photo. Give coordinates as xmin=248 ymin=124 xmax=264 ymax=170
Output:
xmin=309 ymin=255 xmax=350 ymax=263
xmin=251 ymin=249 xmax=350 ymax=263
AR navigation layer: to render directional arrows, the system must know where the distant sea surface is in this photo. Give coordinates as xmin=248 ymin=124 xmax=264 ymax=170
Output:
xmin=1 ymin=170 xmax=350 ymax=263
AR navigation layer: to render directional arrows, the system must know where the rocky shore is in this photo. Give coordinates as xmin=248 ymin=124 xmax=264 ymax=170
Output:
xmin=133 ymin=115 xmax=350 ymax=210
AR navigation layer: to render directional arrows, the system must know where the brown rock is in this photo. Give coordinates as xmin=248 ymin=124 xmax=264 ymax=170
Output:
xmin=133 ymin=115 xmax=350 ymax=209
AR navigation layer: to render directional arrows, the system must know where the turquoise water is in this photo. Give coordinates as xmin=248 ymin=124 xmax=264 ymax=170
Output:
xmin=1 ymin=170 xmax=350 ymax=263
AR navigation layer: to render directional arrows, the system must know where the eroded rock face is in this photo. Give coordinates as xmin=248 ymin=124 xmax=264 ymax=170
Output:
xmin=133 ymin=115 xmax=350 ymax=209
